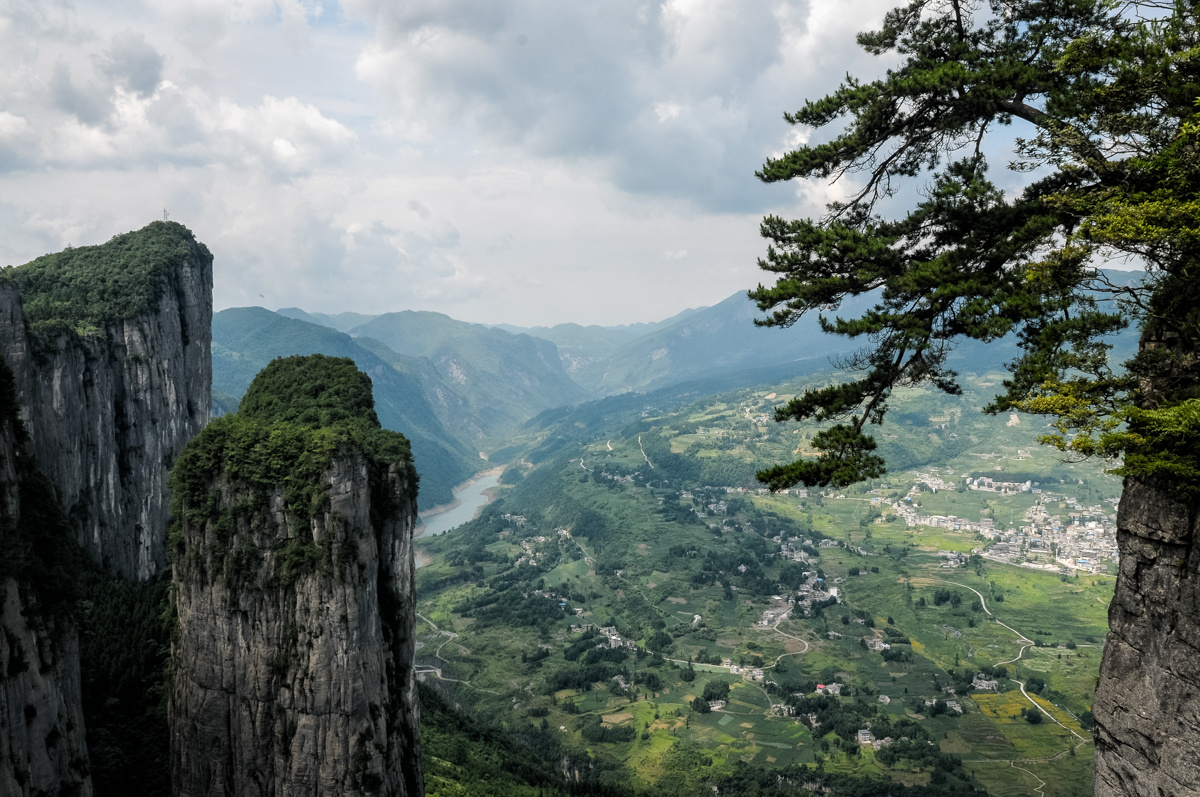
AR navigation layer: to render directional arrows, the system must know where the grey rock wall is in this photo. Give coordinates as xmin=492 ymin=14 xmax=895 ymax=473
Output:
xmin=0 ymin=387 xmax=91 ymax=797
xmin=0 ymin=584 xmax=91 ymax=797
xmin=171 ymin=452 xmax=423 ymax=797
xmin=1093 ymin=477 xmax=1200 ymax=796
xmin=0 ymin=243 xmax=212 ymax=581
xmin=0 ymin=223 xmax=212 ymax=796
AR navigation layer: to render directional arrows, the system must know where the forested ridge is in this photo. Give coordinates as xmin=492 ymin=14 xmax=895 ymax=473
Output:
xmin=4 ymin=221 xmax=211 ymax=344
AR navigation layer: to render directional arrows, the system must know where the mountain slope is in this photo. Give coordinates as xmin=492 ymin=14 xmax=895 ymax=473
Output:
xmin=276 ymin=307 xmax=379 ymax=333
xmin=352 ymin=336 xmax=487 ymax=443
xmin=571 ymin=281 xmax=1141 ymax=397
xmin=571 ymin=291 xmax=864 ymax=395
xmin=493 ymin=304 xmax=709 ymax=378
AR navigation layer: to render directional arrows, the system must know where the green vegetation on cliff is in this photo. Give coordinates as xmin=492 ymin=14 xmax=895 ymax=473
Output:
xmin=4 ymin=221 xmax=212 ymax=343
xmin=170 ymin=354 xmax=415 ymax=587
xmin=239 ymin=350 xmax=381 ymax=428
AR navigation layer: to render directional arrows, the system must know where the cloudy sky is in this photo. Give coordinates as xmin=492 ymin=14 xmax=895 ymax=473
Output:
xmin=0 ymin=0 xmax=906 ymax=326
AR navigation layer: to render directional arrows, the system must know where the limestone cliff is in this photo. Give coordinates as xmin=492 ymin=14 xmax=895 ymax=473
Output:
xmin=169 ymin=355 xmax=422 ymax=796
xmin=0 ymin=221 xmax=213 ymax=796
xmin=1092 ymin=477 xmax=1200 ymax=796
xmin=0 ymin=221 xmax=213 ymax=581
xmin=0 ymin=360 xmax=91 ymax=797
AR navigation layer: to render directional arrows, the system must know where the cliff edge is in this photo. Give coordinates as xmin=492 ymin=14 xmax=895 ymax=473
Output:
xmin=0 ymin=357 xmax=91 ymax=797
xmin=1092 ymin=477 xmax=1200 ymax=796
xmin=0 ymin=221 xmax=213 ymax=581
xmin=169 ymin=355 xmax=422 ymax=796
xmin=1 ymin=221 xmax=213 ymax=796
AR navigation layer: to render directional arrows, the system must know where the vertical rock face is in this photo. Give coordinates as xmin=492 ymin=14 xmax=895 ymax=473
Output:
xmin=0 ymin=586 xmax=90 ymax=797
xmin=0 ymin=221 xmax=213 ymax=582
xmin=170 ymin=355 xmax=423 ymax=797
xmin=0 ymin=221 xmax=213 ymax=796
xmin=1092 ymin=477 xmax=1200 ymax=796
xmin=0 ymin=360 xmax=91 ymax=797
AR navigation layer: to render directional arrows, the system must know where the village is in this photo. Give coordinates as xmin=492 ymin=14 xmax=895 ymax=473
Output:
xmin=878 ymin=469 xmax=1121 ymax=576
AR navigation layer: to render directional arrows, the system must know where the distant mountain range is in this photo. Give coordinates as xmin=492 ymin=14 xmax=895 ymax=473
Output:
xmin=214 ymin=272 xmax=1142 ymax=502
xmin=547 ymin=292 xmax=864 ymax=394
xmin=489 ymin=305 xmax=708 ymax=377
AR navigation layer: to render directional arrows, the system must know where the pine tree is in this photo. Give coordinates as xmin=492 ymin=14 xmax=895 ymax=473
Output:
xmin=751 ymin=4 xmax=1198 ymax=795
xmin=751 ymin=0 xmax=1199 ymax=491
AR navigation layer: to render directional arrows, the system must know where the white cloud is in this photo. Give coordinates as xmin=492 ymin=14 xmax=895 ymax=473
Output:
xmin=0 ymin=0 xmax=909 ymax=326
xmin=140 ymin=0 xmax=326 ymax=50
xmin=347 ymin=0 xmax=896 ymax=212
xmin=0 ymin=112 xmax=29 ymax=138
xmin=0 ymin=111 xmax=34 ymax=169
xmin=209 ymin=94 xmax=357 ymax=175
xmin=95 ymin=30 xmax=164 ymax=98
xmin=50 ymin=60 xmax=112 ymax=125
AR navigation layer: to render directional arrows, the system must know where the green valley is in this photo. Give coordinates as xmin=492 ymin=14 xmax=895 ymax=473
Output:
xmin=412 ymin=371 xmax=1116 ymax=797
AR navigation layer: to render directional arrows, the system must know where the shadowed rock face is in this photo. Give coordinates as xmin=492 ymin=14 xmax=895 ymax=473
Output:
xmin=1 ymin=222 xmax=213 ymax=797
xmin=170 ymin=356 xmax=423 ymax=797
xmin=1093 ymin=478 xmax=1200 ymax=796
xmin=0 ymin=590 xmax=90 ymax=797
xmin=0 ymin=391 xmax=91 ymax=797
xmin=171 ymin=453 xmax=422 ymax=797
xmin=0 ymin=224 xmax=213 ymax=582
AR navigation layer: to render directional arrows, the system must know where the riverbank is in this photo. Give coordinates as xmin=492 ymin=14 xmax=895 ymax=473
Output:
xmin=414 ymin=469 xmax=504 ymax=569
xmin=418 ymin=467 xmax=503 ymax=520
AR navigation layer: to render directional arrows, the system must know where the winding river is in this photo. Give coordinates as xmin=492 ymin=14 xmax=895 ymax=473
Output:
xmin=414 ymin=471 xmax=501 ymax=567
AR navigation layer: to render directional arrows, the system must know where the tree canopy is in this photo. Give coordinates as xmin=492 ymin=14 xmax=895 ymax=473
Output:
xmin=750 ymin=0 xmax=1200 ymax=492
xmin=238 ymin=353 xmax=382 ymax=431
xmin=171 ymin=355 xmax=414 ymax=532
xmin=5 ymin=221 xmax=211 ymax=343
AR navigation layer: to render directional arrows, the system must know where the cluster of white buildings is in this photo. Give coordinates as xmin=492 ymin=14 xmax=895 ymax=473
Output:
xmin=776 ymin=540 xmax=817 ymax=564
xmin=968 ymin=476 xmax=1033 ymax=494
xmin=867 ymin=468 xmax=1121 ymax=574
xmin=897 ymin=506 xmax=997 ymax=534
xmin=984 ymin=495 xmax=1119 ymax=573
xmin=514 ymin=535 xmax=551 ymax=567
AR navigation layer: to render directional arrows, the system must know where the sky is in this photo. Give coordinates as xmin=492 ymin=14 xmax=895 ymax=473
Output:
xmin=0 ymin=0 xmax=911 ymax=326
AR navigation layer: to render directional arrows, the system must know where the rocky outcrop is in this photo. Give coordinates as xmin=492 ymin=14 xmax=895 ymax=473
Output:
xmin=0 ymin=222 xmax=213 ymax=582
xmin=170 ymin=356 xmax=423 ymax=796
xmin=0 ymin=222 xmax=213 ymax=796
xmin=0 ymin=360 xmax=91 ymax=797
xmin=1092 ymin=477 xmax=1200 ymax=796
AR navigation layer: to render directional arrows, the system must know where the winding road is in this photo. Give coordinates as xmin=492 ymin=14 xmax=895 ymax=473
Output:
xmin=923 ymin=578 xmax=1089 ymax=742
xmin=415 ymin=611 xmax=499 ymax=694
xmin=638 ymin=436 xmax=654 ymax=469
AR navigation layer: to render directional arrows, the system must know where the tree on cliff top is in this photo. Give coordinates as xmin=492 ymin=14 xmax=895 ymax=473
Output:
xmin=5 ymin=220 xmax=212 ymax=342
xmin=171 ymin=355 xmax=414 ymax=534
xmin=751 ymin=0 xmax=1199 ymax=493
xmin=239 ymin=353 xmax=382 ymax=431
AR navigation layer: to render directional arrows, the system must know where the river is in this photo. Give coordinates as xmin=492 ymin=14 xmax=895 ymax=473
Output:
xmin=414 ymin=471 xmax=501 ymax=567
